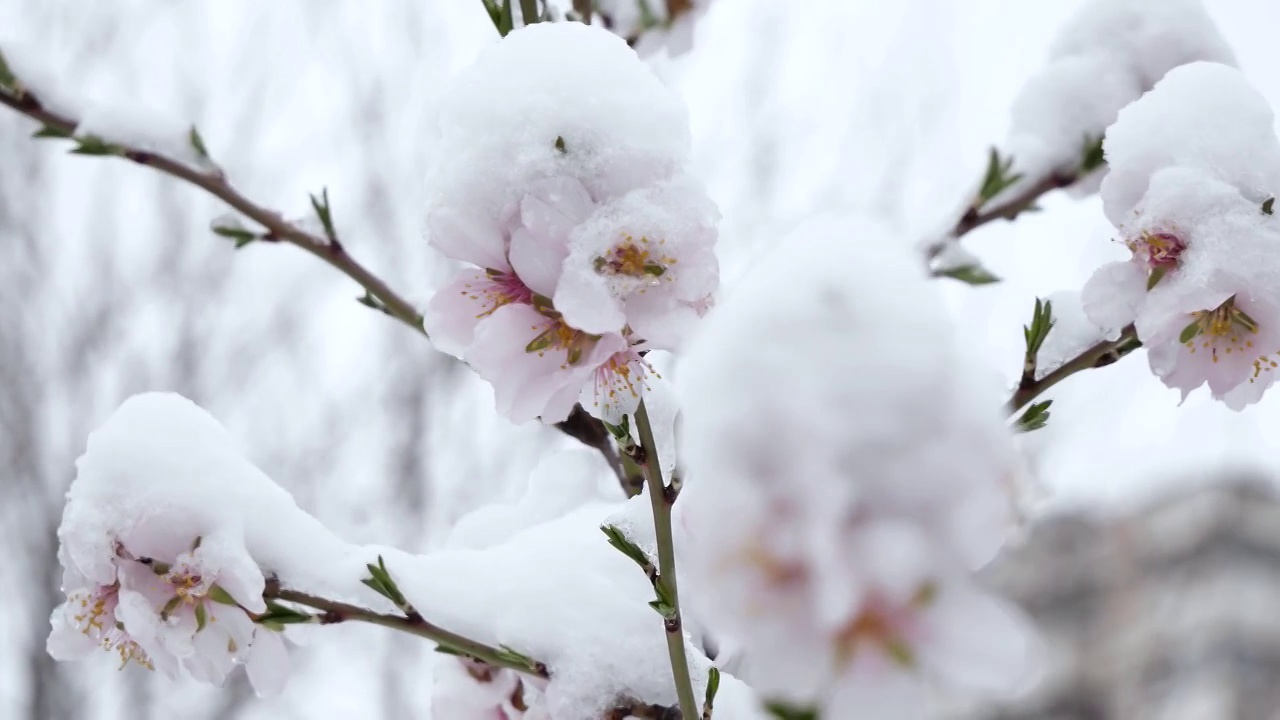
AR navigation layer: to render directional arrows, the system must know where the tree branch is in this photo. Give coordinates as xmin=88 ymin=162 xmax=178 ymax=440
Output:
xmin=633 ymin=400 xmax=698 ymax=719
xmin=0 ymin=74 xmax=626 ymax=467
xmin=1006 ymin=324 xmax=1141 ymax=415
xmin=265 ymin=580 xmax=550 ymax=679
xmin=0 ymin=87 xmax=427 ymax=335
xmin=926 ymin=171 xmax=1077 ymax=264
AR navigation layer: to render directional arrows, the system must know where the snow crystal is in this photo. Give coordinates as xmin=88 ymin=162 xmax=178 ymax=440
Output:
xmin=1001 ymin=0 xmax=1235 ymax=195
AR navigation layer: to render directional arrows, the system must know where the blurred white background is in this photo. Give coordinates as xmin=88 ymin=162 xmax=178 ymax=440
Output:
xmin=1 ymin=0 xmax=1276 ymax=717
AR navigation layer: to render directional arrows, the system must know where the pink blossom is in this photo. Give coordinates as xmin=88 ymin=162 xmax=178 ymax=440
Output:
xmin=48 ymin=535 xmax=289 ymax=696
xmin=554 ymin=178 xmax=719 ymax=349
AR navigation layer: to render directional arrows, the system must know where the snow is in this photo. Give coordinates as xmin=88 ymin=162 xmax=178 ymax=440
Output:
xmin=1001 ymin=0 xmax=1235 ymax=196
xmin=57 ymin=392 xmax=764 ymax=717
xmin=425 ymin=22 xmax=690 ymax=242
xmin=1100 ymin=61 xmax=1280 ymax=226
xmin=675 ymin=215 xmax=1039 ymax=715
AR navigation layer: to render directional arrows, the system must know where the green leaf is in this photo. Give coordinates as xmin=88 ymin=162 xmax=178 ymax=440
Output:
xmin=207 ymin=585 xmax=238 ymax=606
xmin=554 ymin=135 xmax=566 ymax=153
xmin=211 ymin=223 xmax=259 ymax=248
xmin=1015 ymin=400 xmax=1052 ymax=433
xmin=194 ymin=601 xmax=208 ymax=631
xmin=498 ymin=0 xmax=515 ymax=36
xmin=937 ymin=264 xmax=1001 ymax=286
xmin=976 ymin=147 xmax=1023 ymax=206
xmin=704 ymin=666 xmax=721 ymax=717
xmin=309 ymin=188 xmax=337 ymax=242
xmin=1079 ymin=134 xmax=1106 ymax=174
xmin=364 ymin=556 xmax=409 ymax=610
xmin=764 ymin=702 xmax=819 ymax=720
xmin=601 ymin=525 xmax=651 ymax=569
xmin=1023 ymin=298 xmax=1055 ymax=356
xmin=188 ymin=125 xmax=210 ymax=160
xmin=495 ymin=644 xmax=538 ymax=671
xmin=433 ymin=645 xmax=466 ymax=656
xmin=70 ymin=135 xmax=120 ymax=156
xmin=1179 ymin=319 xmax=1202 ymax=345
xmin=32 ymin=125 xmax=72 ymax=140
xmin=0 ymin=46 xmax=14 ymax=89
xmin=648 ymin=599 xmax=676 ymax=619
xmin=1265 ymin=197 xmax=1275 ymax=216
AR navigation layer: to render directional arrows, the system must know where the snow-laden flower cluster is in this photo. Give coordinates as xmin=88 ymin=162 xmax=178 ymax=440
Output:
xmin=591 ymin=0 xmax=716 ymax=56
xmin=1082 ymin=62 xmax=1280 ymax=409
xmin=676 ymin=217 xmax=1041 ymax=717
xmin=1002 ymin=0 xmax=1234 ymax=193
xmin=424 ymin=22 xmax=719 ymax=424
xmin=49 ymin=394 xmax=295 ymax=695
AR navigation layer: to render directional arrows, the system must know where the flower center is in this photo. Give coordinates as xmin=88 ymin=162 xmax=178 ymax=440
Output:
xmin=1181 ymin=296 xmax=1260 ymax=363
xmin=464 ymin=269 xmax=534 ymax=320
xmin=1128 ymin=230 xmax=1185 ymax=270
xmin=587 ymin=351 xmax=656 ymax=415
xmin=594 ymin=234 xmax=675 ymax=280
xmin=70 ymin=585 xmax=155 ymax=670
xmin=834 ymin=584 xmax=936 ymax=669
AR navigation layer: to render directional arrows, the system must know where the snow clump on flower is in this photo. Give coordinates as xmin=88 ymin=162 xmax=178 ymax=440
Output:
xmin=1082 ymin=63 xmax=1280 ymax=409
xmin=676 ymin=217 xmax=1042 ymax=717
xmin=1001 ymin=0 xmax=1235 ymax=195
xmin=47 ymin=394 xmax=314 ymax=695
xmin=424 ymin=22 xmax=719 ymax=425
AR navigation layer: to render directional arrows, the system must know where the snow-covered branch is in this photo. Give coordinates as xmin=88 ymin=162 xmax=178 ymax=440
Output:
xmin=263 ymin=580 xmax=551 ymax=679
xmin=0 ymin=77 xmax=426 ymax=337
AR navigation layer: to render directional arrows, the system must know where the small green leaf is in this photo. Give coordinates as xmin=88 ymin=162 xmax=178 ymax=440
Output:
xmin=1179 ymin=319 xmax=1202 ymax=345
xmin=704 ymin=666 xmax=721 ymax=717
xmin=601 ymin=525 xmax=651 ymax=569
xmin=32 ymin=125 xmax=72 ymax=140
xmin=191 ymin=536 xmax=202 ymax=551
xmin=937 ymin=264 xmax=1001 ymax=286
xmin=1015 ymin=400 xmax=1053 ymax=433
xmin=976 ymin=147 xmax=1023 ymax=206
xmin=1080 ymin=134 xmax=1106 ymax=174
xmin=194 ymin=601 xmax=208 ymax=631
xmin=648 ymin=599 xmax=676 ymax=619
xmin=495 ymin=644 xmax=538 ymax=671
xmin=207 ymin=585 xmax=238 ymax=606
xmin=70 ymin=135 xmax=120 ymax=156
xmin=764 ymin=702 xmax=819 ymax=720
xmin=1264 ymin=197 xmax=1275 ymax=216
xmin=1024 ymin=298 xmax=1056 ymax=356
xmin=498 ymin=0 xmax=515 ymax=36
xmin=433 ymin=645 xmax=466 ymax=656
xmin=554 ymin=135 xmax=566 ymax=153
xmin=188 ymin=125 xmax=210 ymax=160
xmin=309 ymin=188 xmax=336 ymax=242
xmin=0 ymin=46 xmax=14 ymax=89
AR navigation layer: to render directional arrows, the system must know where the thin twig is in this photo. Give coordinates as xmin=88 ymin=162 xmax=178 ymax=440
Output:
xmin=0 ymin=88 xmax=427 ymax=335
xmin=0 ymin=79 xmax=628 ymax=470
xmin=633 ymin=400 xmax=698 ymax=719
xmin=926 ymin=171 xmax=1077 ymax=264
xmin=266 ymin=582 xmax=550 ymax=679
xmin=1006 ymin=324 xmax=1141 ymax=415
